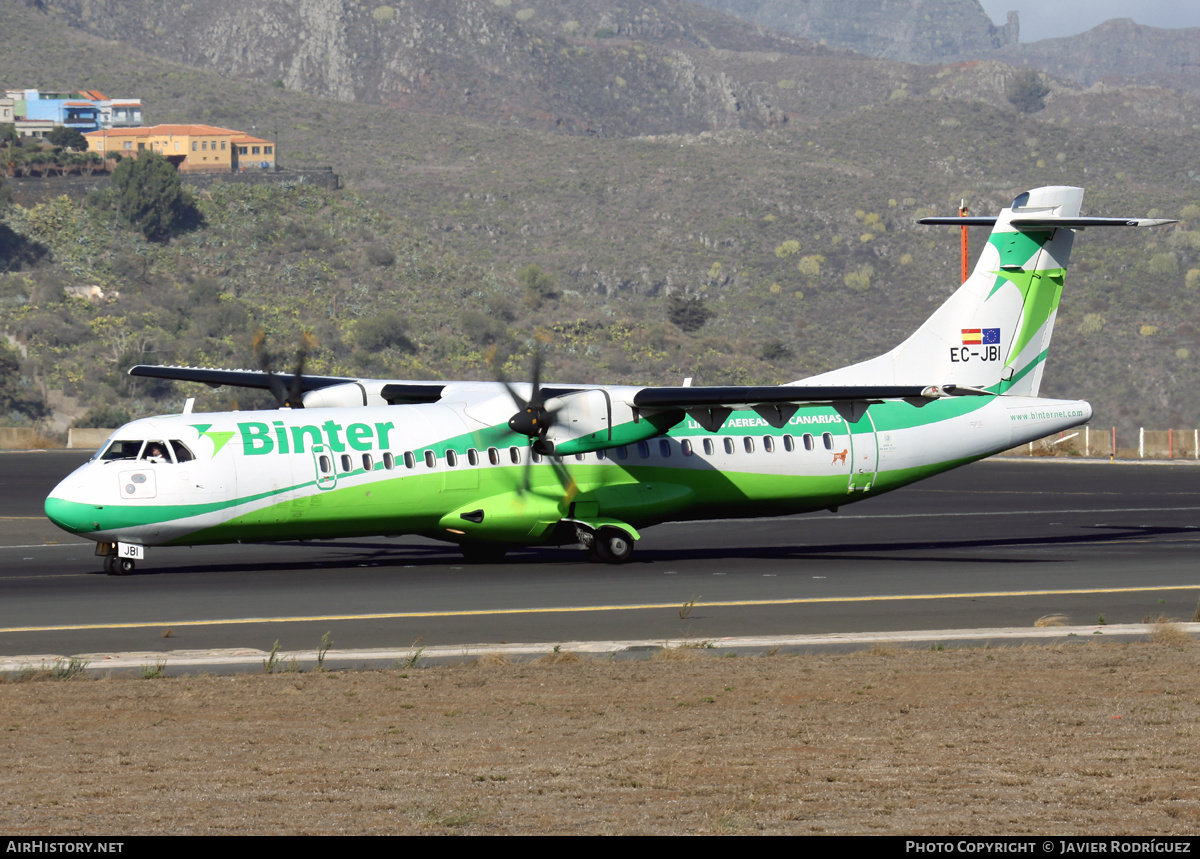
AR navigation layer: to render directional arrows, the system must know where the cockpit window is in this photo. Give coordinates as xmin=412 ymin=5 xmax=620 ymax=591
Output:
xmin=170 ymin=440 xmax=195 ymax=463
xmin=100 ymin=440 xmax=144 ymax=461
xmin=141 ymin=441 xmax=172 ymax=463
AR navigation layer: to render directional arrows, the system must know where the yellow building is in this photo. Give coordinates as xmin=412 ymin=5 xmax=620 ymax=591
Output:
xmin=84 ymin=124 xmax=275 ymax=173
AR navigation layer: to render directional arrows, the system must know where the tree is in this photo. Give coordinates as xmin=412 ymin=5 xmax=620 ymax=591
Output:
xmin=667 ymin=292 xmax=715 ymax=333
xmin=1007 ymin=69 xmax=1050 ymax=114
xmin=46 ymin=126 xmax=88 ymax=151
xmin=518 ymin=263 xmax=556 ymax=306
xmin=110 ymin=151 xmax=201 ymax=242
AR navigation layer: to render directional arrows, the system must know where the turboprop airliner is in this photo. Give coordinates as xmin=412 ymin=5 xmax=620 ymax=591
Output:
xmin=44 ymin=186 xmax=1172 ymax=573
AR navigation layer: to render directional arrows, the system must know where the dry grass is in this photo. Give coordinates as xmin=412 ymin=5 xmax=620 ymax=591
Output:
xmin=1149 ymin=618 xmax=1194 ymax=648
xmin=3 ymin=641 xmax=1200 ymax=834
xmin=475 ymin=652 xmax=511 ymax=666
xmin=1034 ymin=614 xmax=1070 ymax=627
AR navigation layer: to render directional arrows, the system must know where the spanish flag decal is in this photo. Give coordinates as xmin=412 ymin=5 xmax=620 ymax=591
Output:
xmin=961 ymin=328 xmax=1000 ymax=345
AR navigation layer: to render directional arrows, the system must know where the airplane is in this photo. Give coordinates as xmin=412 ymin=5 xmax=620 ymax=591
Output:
xmin=44 ymin=185 xmax=1173 ymax=574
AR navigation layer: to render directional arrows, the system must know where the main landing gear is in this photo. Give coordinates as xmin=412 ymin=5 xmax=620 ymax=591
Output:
xmin=578 ymin=527 xmax=635 ymax=565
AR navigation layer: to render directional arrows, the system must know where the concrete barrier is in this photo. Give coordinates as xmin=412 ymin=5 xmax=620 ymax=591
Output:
xmin=0 ymin=428 xmax=43 ymax=449
xmin=67 ymin=428 xmax=113 ymax=450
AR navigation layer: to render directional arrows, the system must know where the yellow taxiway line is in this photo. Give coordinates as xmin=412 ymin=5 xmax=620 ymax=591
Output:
xmin=1 ymin=584 xmax=1197 ymax=634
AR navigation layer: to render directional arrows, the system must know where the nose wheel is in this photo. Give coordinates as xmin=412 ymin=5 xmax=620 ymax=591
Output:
xmin=102 ymin=550 xmax=136 ymax=575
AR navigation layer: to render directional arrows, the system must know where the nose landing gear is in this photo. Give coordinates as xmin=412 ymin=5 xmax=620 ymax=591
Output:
xmin=99 ymin=543 xmax=140 ymax=575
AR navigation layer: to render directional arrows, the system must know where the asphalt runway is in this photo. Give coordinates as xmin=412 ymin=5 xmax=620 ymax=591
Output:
xmin=2 ymin=451 xmax=1199 ymax=659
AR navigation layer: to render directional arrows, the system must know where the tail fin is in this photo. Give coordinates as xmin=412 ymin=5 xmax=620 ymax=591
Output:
xmin=798 ymin=186 xmax=1091 ymax=396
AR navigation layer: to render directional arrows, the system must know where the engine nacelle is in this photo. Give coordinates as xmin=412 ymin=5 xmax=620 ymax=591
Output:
xmin=301 ymin=381 xmax=391 ymax=408
xmin=544 ymin=388 xmax=684 ymax=455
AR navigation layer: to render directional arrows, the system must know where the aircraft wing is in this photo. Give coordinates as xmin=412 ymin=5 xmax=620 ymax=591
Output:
xmin=131 ymin=365 xmax=963 ymax=414
xmin=128 ymin=365 xmax=448 ymax=405
xmin=129 ymin=365 xmax=354 ymax=392
xmin=630 ymin=384 xmax=944 ymax=409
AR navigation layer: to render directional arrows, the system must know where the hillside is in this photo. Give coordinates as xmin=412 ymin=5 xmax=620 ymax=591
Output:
xmin=1 ymin=1 xmax=1199 ymax=439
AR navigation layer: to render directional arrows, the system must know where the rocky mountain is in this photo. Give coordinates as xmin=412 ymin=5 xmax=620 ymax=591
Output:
xmin=34 ymin=0 xmax=812 ymax=137
xmin=690 ymin=0 xmax=1018 ymax=63
xmin=997 ymin=18 xmax=1200 ymax=93
xmin=691 ymin=0 xmax=1200 ymax=95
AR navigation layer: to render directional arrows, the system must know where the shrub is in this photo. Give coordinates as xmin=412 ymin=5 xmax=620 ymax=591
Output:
xmin=110 ymin=151 xmax=202 ymax=242
xmin=72 ymin=405 xmax=132 ymax=429
xmin=1007 ymin=70 xmax=1050 ymax=113
xmin=354 ymin=311 xmax=414 ymax=352
xmin=666 ymin=292 xmax=714 ymax=332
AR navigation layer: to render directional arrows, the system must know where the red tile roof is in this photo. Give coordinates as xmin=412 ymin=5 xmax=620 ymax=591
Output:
xmin=85 ymin=123 xmax=245 ymax=138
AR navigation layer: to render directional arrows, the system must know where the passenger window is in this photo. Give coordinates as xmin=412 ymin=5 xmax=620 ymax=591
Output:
xmin=703 ymin=438 xmax=714 ymax=456
xmin=803 ymin=433 xmax=814 ymax=451
xmin=596 ymin=449 xmax=606 ymax=461
xmin=743 ymin=437 xmax=755 ymax=454
xmin=783 ymin=434 xmax=795 ymax=452
xmin=404 ymin=452 xmax=415 ymax=469
xmin=723 ymin=437 xmax=734 ymax=455
xmin=615 ymin=446 xmax=628 ymax=460
xmin=531 ymin=450 xmax=543 ymax=464
xmin=659 ymin=439 xmax=671 ymax=458
xmin=488 ymin=447 xmax=500 ymax=466
xmin=170 ymin=440 xmax=195 ymax=463
xmin=446 ymin=450 xmax=458 ymax=467
xmin=362 ymin=453 xmax=374 ymax=472
xmin=763 ymin=435 xmax=774 ymax=453
xmin=575 ymin=453 xmax=585 ymax=462
xmin=340 ymin=454 xmax=352 ymax=473
xmin=637 ymin=441 xmax=650 ymax=459
xmin=510 ymin=447 xmax=522 ymax=464
xmin=383 ymin=452 xmax=396 ymax=470
xmin=681 ymin=439 xmax=693 ymax=456
xmin=318 ymin=455 xmax=332 ymax=474
xmin=823 ymin=432 xmax=834 ymax=450
xmin=468 ymin=449 xmax=479 ymax=466
xmin=424 ymin=450 xmax=436 ymax=468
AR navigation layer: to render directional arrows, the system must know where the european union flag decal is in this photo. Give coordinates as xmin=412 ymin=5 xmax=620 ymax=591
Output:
xmin=981 ymin=328 xmax=1000 ymax=344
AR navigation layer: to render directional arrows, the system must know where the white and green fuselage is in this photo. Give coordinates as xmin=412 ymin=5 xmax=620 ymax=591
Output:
xmin=44 ymin=393 xmax=1089 ymax=549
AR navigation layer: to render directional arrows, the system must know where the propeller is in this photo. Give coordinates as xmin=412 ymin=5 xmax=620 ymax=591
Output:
xmin=252 ymin=329 xmax=316 ymax=409
xmin=499 ymin=350 xmax=564 ymax=455
xmin=495 ymin=350 xmax=576 ymax=502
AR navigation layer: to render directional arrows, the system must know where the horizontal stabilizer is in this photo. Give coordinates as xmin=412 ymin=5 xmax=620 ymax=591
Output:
xmin=1009 ymin=216 xmax=1178 ymax=228
xmin=919 ymin=216 xmax=1177 ymax=229
xmin=917 ymin=216 xmax=998 ymax=226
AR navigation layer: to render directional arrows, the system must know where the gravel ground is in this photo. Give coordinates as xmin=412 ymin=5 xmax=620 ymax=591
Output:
xmin=3 ymin=634 xmax=1199 ymax=835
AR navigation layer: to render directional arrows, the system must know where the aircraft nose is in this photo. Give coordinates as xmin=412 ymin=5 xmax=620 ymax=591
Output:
xmin=44 ymin=476 xmax=100 ymax=535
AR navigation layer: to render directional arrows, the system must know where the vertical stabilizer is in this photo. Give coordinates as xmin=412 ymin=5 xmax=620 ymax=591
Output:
xmin=795 ymin=186 xmax=1083 ymax=396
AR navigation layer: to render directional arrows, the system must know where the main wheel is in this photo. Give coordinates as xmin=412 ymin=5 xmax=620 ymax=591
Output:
xmin=592 ymin=529 xmax=634 ymax=565
xmin=117 ymin=558 xmax=136 ymax=575
xmin=103 ymin=555 xmax=118 ymax=575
